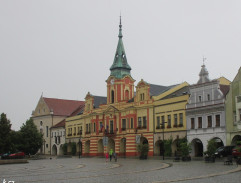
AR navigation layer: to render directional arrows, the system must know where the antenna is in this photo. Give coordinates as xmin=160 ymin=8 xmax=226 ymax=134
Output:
xmin=202 ymin=56 xmax=207 ymax=65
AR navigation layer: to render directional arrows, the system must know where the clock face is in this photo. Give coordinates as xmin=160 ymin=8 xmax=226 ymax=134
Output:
xmin=110 ymin=79 xmax=115 ymax=85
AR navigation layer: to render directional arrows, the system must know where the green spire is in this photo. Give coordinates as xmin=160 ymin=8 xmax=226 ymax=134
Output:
xmin=110 ymin=16 xmax=131 ymax=79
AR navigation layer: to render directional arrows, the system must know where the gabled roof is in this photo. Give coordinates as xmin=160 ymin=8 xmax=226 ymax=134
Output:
xmin=43 ymin=97 xmax=84 ymax=116
xmin=149 ymin=84 xmax=177 ymax=96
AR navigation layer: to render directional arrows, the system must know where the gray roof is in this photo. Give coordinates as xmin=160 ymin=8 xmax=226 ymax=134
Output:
xmin=149 ymin=84 xmax=177 ymax=96
xmin=93 ymin=96 xmax=107 ymax=108
xmin=162 ymin=86 xmax=189 ymax=100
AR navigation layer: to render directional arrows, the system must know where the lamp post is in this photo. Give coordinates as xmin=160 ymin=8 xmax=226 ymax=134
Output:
xmin=161 ymin=121 xmax=167 ymax=160
xmin=79 ymin=130 xmax=82 ymax=159
xmin=50 ymin=109 xmax=54 ymax=155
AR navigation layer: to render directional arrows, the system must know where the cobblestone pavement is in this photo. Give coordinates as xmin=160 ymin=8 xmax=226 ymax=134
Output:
xmin=0 ymin=157 xmax=241 ymax=183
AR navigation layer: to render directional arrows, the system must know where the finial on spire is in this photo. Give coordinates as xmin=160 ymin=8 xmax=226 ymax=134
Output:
xmin=203 ymin=56 xmax=207 ymax=65
xmin=118 ymin=15 xmax=123 ymax=38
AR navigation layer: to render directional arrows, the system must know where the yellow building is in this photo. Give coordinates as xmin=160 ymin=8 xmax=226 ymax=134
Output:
xmin=65 ymin=19 xmax=190 ymax=157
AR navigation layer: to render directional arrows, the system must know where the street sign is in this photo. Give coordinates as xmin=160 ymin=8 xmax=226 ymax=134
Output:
xmin=103 ymin=137 xmax=108 ymax=146
xmin=136 ymin=135 xmax=141 ymax=144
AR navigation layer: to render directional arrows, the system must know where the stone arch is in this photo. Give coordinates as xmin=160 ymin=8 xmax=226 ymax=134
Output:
xmin=191 ymin=138 xmax=203 ymax=157
xmin=140 ymin=137 xmax=148 ymax=145
xmin=231 ymin=135 xmax=241 ymax=145
xmin=98 ymin=139 xmax=104 ymax=156
xmin=154 ymin=140 xmax=163 ymax=156
xmin=211 ymin=137 xmax=224 ymax=149
xmin=120 ymin=138 xmax=126 ymax=157
xmin=107 ymin=138 xmax=115 ymax=152
xmin=52 ymin=144 xmax=57 ymax=155
xmin=85 ymin=140 xmax=90 ymax=155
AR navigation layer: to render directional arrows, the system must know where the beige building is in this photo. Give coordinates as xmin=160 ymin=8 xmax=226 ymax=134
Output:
xmin=32 ymin=96 xmax=84 ymax=154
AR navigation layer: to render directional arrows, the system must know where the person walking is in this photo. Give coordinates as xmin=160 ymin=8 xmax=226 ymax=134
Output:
xmin=105 ymin=153 xmax=109 ymax=163
xmin=113 ymin=152 xmax=117 ymax=162
xmin=109 ymin=149 xmax=113 ymax=161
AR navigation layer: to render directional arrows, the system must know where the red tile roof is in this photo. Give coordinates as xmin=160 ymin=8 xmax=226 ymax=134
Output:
xmin=43 ymin=97 xmax=84 ymax=116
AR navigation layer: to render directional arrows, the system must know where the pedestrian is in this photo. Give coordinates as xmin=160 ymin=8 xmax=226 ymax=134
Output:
xmin=105 ymin=153 xmax=109 ymax=163
xmin=109 ymin=149 xmax=113 ymax=161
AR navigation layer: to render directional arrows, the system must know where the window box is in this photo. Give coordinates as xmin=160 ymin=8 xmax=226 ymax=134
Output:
xmin=167 ymin=125 xmax=171 ymax=128
xmin=142 ymin=126 xmax=147 ymax=129
xmin=121 ymin=128 xmax=126 ymax=131
xmin=173 ymin=124 xmax=178 ymax=128
xmin=156 ymin=126 xmax=160 ymax=129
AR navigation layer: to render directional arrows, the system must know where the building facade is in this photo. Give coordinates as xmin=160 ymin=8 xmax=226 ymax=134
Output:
xmin=226 ymin=67 xmax=241 ymax=145
xmin=186 ymin=64 xmax=230 ymax=157
xmin=32 ymin=96 xmax=84 ymax=154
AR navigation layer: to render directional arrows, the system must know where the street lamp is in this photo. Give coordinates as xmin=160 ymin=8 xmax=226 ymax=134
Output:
xmin=161 ymin=121 xmax=167 ymax=160
xmin=79 ymin=130 xmax=82 ymax=159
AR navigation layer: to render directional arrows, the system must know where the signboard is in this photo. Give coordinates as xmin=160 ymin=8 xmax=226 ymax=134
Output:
xmin=103 ymin=137 xmax=108 ymax=146
xmin=136 ymin=135 xmax=141 ymax=144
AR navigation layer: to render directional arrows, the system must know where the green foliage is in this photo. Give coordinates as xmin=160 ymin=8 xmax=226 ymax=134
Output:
xmin=63 ymin=143 xmax=68 ymax=155
xmin=71 ymin=142 xmax=76 ymax=156
xmin=0 ymin=113 xmax=12 ymax=153
xmin=137 ymin=144 xmax=149 ymax=158
xmin=205 ymin=139 xmax=217 ymax=157
xmin=180 ymin=142 xmax=191 ymax=157
xmin=164 ymin=138 xmax=173 ymax=156
xmin=18 ymin=118 xmax=43 ymax=155
xmin=236 ymin=141 xmax=241 ymax=146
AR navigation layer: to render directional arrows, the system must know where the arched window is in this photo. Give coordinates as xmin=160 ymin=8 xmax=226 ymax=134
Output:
xmin=111 ymin=90 xmax=115 ymax=103
xmin=125 ymin=90 xmax=129 ymax=100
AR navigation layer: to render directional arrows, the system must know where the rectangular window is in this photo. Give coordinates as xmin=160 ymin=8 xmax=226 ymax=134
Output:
xmin=143 ymin=117 xmax=147 ymax=128
xmin=198 ymin=117 xmax=202 ymax=128
xmin=100 ymin=122 xmax=103 ymax=132
xmin=174 ymin=114 xmax=178 ymax=126
xmin=74 ymin=127 xmax=76 ymax=135
xmin=89 ymin=124 xmax=91 ymax=133
xmin=207 ymin=94 xmax=210 ymax=101
xmin=167 ymin=115 xmax=171 ymax=128
xmin=157 ymin=116 xmax=160 ymax=129
xmin=161 ymin=116 xmax=165 ymax=129
xmin=179 ymin=113 xmax=183 ymax=125
xmin=199 ymin=96 xmax=202 ymax=102
xmin=131 ymin=118 xmax=134 ymax=129
xmin=122 ymin=119 xmax=126 ymax=130
xmin=191 ymin=118 xmax=195 ymax=129
xmin=94 ymin=123 xmax=96 ymax=132
xmin=208 ymin=116 xmax=212 ymax=128
xmin=86 ymin=124 xmax=88 ymax=133
xmin=216 ymin=115 xmax=220 ymax=127
xmin=46 ymin=126 xmax=48 ymax=137
xmin=138 ymin=117 xmax=142 ymax=128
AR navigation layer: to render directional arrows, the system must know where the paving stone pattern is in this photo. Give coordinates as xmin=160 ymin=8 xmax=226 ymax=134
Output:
xmin=0 ymin=157 xmax=240 ymax=183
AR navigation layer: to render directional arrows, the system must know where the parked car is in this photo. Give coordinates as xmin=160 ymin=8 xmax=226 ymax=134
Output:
xmin=214 ymin=146 xmax=235 ymax=158
xmin=1 ymin=153 xmax=11 ymax=159
xmin=232 ymin=145 xmax=241 ymax=158
xmin=9 ymin=152 xmax=25 ymax=159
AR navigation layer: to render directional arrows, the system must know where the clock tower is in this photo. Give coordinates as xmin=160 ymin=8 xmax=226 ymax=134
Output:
xmin=106 ymin=17 xmax=135 ymax=104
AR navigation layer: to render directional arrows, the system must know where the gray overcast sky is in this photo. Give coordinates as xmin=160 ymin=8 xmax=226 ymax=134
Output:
xmin=1 ymin=0 xmax=241 ymax=130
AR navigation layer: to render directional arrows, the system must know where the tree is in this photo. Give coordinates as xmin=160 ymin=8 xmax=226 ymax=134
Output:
xmin=0 ymin=113 xmax=12 ymax=153
xmin=180 ymin=142 xmax=191 ymax=160
xmin=137 ymin=144 xmax=149 ymax=159
xmin=19 ymin=118 xmax=43 ymax=155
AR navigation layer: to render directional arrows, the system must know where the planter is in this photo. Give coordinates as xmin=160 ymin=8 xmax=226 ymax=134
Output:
xmin=139 ymin=155 xmax=148 ymax=160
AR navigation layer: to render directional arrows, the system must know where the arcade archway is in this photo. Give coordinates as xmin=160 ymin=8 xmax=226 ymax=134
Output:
xmin=191 ymin=139 xmax=203 ymax=157
xmin=52 ymin=144 xmax=57 ymax=155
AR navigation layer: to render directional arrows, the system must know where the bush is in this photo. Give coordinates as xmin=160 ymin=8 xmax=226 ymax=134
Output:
xmin=164 ymin=139 xmax=173 ymax=157
xmin=71 ymin=142 xmax=76 ymax=156
xmin=63 ymin=143 xmax=67 ymax=155
xmin=206 ymin=139 xmax=217 ymax=157
xmin=137 ymin=144 xmax=149 ymax=159
xmin=180 ymin=142 xmax=191 ymax=158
